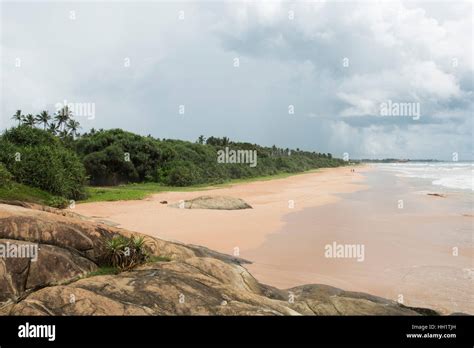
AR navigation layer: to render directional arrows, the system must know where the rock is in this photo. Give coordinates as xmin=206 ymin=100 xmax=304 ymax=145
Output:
xmin=25 ymin=244 xmax=96 ymax=291
xmin=427 ymin=193 xmax=446 ymax=198
xmin=286 ymin=284 xmax=428 ymax=315
xmin=0 ymin=239 xmax=97 ymax=302
xmin=0 ymin=242 xmax=30 ymax=301
xmin=0 ymin=204 xmax=111 ymax=261
xmin=169 ymin=195 xmax=252 ymax=210
xmin=0 ymin=202 xmax=437 ymax=316
xmin=3 ymin=258 xmax=426 ymax=316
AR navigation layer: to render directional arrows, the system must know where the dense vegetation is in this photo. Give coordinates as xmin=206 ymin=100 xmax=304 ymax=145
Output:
xmin=75 ymin=129 xmax=343 ymax=187
xmin=0 ymin=125 xmax=86 ymax=204
xmin=0 ymin=108 xmax=345 ymax=206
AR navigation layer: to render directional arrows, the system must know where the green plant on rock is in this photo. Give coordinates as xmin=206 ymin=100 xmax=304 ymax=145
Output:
xmin=101 ymin=234 xmax=148 ymax=271
xmin=131 ymin=235 xmax=145 ymax=250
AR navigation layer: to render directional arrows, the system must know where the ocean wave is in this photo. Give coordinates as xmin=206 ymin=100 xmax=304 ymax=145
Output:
xmin=376 ymin=163 xmax=473 ymax=191
xmin=432 ymin=176 xmax=474 ymax=191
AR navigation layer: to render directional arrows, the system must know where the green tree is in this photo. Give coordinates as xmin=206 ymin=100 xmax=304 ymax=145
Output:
xmin=11 ymin=110 xmax=23 ymax=126
xmin=66 ymin=119 xmax=81 ymax=138
xmin=54 ymin=106 xmax=72 ymax=131
xmin=58 ymin=129 xmax=70 ymax=139
xmin=23 ymin=114 xmax=36 ymax=127
xmin=48 ymin=122 xmax=59 ymax=135
xmin=0 ymin=126 xmax=86 ymax=199
xmin=197 ymin=135 xmax=206 ymax=144
xmin=35 ymin=110 xmax=51 ymax=130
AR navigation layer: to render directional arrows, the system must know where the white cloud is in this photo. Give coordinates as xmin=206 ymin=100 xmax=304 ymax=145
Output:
xmin=1 ymin=0 xmax=472 ymax=159
xmin=402 ymin=61 xmax=461 ymax=100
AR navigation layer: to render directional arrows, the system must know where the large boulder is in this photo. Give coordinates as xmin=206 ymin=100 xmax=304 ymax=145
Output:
xmin=0 ymin=239 xmax=96 ymax=302
xmin=169 ymin=195 xmax=252 ymax=210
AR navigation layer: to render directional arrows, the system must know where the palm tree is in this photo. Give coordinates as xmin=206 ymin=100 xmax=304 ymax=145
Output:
xmin=197 ymin=135 xmax=205 ymax=144
xmin=23 ymin=114 xmax=36 ymax=127
xmin=66 ymin=119 xmax=81 ymax=138
xmin=35 ymin=110 xmax=51 ymax=130
xmin=54 ymin=106 xmax=72 ymax=131
xmin=11 ymin=110 xmax=23 ymax=126
xmin=58 ymin=129 xmax=69 ymax=139
xmin=48 ymin=122 xmax=59 ymax=135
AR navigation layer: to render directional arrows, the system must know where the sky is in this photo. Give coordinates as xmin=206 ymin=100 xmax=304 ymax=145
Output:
xmin=1 ymin=0 xmax=472 ymax=160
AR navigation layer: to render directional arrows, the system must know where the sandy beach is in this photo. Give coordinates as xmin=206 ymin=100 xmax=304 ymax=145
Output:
xmin=76 ymin=166 xmax=368 ymax=252
xmin=75 ymin=166 xmax=473 ymax=314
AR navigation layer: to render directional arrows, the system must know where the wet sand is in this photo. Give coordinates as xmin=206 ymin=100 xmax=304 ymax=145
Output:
xmin=244 ymin=168 xmax=473 ymax=314
xmin=75 ymin=166 xmax=473 ymax=314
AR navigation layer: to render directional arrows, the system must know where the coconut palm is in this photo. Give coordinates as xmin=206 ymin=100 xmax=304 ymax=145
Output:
xmin=48 ymin=122 xmax=59 ymax=135
xmin=66 ymin=119 xmax=81 ymax=138
xmin=58 ymin=129 xmax=69 ymax=139
xmin=197 ymin=135 xmax=205 ymax=144
xmin=23 ymin=114 xmax=36 ymax=127
xmin=54 ymin=106 xmax=72 ymax=131
xmin=11 ymin=110 xmax=23 ymax=126
xmin=35 ymin=110 xmax=51 ymax=130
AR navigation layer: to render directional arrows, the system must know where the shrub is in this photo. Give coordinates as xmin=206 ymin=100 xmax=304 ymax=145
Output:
xmin=100 ymin=234 xmax=148 ymax=271
xmin=2 ymin=125 xmax=60 ymax=147
xmin=45 ymin=196 xmax=70 ymax=209
xmin=75 ymin=129 xmax=161 ymax=184
xmin=0 ymin=164 xmax=13 ymax=188
xmin=6 ymin=146 xmax=86 ymax=199
xmin=0 ymin=127 xmax=87 ymax=200
xmin=82 ymin=145 xmax=139 ymax=185
xmin=163 ymin=161 xmax=202 ymax=186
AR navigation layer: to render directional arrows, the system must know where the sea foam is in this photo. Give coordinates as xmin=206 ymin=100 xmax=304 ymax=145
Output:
xmin=376 ymin=162 xmax=473 ymax=191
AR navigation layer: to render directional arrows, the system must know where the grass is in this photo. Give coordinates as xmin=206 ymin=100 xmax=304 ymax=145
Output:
xmin=83 ymin=256 xmax=170 ymax=279
xmin=147 ymin=255 xmax=172 ymax=263
xmin=80 ymin=169 xmax=323 ymax=203
xmin=84 ymin=266 xmax=120 ymax=278
xmin=212 ymin=169 xmax=321 ymax=187
xmin=81 ymin=182 xmax=213 ymax=203
xmin=0 ymin=182 xmax=67 ymax=207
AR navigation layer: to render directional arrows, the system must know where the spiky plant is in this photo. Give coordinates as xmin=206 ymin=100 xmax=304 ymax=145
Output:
xmin=101 ymin=234 xmax=148 ymax=271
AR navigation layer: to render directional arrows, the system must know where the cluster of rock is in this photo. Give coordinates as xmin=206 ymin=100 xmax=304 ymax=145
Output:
xmin=0 ymin=202 xmax=437 ymax=315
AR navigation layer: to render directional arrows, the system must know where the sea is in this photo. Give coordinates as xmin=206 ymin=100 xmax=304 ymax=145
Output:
xmin=375 ymin=162 xmax=473 ymax=192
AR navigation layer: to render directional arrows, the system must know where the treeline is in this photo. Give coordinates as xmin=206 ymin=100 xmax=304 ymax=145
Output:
xmin=11 ymin=108 xmax=80 ymax=138
xmin=1 ymin=108 xmax=345 ymax=204
xmin=355 ymin=159 xmax=439 ymax=163
xmin=75 ymin=129 xmax=343 ymax=186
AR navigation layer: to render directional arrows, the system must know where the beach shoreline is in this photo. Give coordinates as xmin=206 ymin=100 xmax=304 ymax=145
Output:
xmin=75 ymin=165 xmax=473 ymax=314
